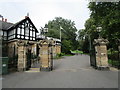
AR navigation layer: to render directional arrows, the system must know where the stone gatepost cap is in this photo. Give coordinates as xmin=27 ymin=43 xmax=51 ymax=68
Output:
xmin=94 ymin=38 xmax=109 ymax=45
xmin=39 ymin=39 xmax=53 ymax=47
xmin=17 ymin=40 xmax=28 ymax=46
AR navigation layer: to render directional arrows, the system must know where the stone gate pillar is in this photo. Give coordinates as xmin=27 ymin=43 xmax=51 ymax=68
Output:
xmin=51 ymin=40 xmax=56 ymax=58
xmin=56 ymin=43 xmax=61 ymax=54
xmin=94 ymin=38 xmax=109 ymax=69
xmin=17 ymin=41 xmax=28 ymax=71
xmin=118 ymin=39 xmax=120 ymax=60
xmin=38 ymin=39 xmax=53 ymax=71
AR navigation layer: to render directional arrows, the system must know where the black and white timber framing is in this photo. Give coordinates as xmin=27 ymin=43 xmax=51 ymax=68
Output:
xmin=1 ymin=17 xmax=38 ymax=41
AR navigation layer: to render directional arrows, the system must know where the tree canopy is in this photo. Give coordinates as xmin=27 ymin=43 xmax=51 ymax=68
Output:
xmin=44 ymin=17 xmax=79 ymax=54
xmin=78 ymin=2 xmax=120 ymax=52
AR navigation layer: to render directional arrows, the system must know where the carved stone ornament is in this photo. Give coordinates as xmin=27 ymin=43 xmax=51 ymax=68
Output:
xmin=94 ymin=38 xmax=109 ymax=45
xmin=38 ymin=39 xmax=53 ymax=47
xmin=17 ymin=40 xmax=29 ymax=46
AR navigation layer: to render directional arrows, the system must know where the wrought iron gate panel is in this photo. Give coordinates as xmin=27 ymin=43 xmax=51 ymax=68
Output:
xmin=89 ymin=38 xmax=96 ymax=68
xmin=26 ymin=49 xmax=31 ymax=70
xmin=90 ymin=47 xmax=96 ymax=68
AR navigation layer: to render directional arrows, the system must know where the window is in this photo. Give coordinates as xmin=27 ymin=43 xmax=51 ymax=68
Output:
xmin=8 ymin=35 xmax=14 ymax=40
xmin=26 ymin=20 xmax=28 ymax=23
xmin=13 ymin=35 xmax=15 ymax=38
xmin=3 ymin=31 xmax=7 ymax=40
xmin=3 ymin=31 xmax=7 ymax=36
xmin=0 ymin=30 xmax=3 ymax=36
xmin=25 ymin=27 xmax=29 ymax=36
xmin=22 ymin=25 xmax=24 ymax=28
xmin=13 ymin=29 xmax=16 ymax=34
xmin=30 ymin=27 xmax=32 ymax=30
xmin=33 ymin=31 xmax=35 ymax=37
xmin=30 ymin=31 xmax=32 ymax=37
xmin=33 ymin=38 xmax=35 ymax=40
xmin=17 ymin=35 xmax=20 ymax=38
xmin=25 ymin=36 xmax=29 ymax=39
xmin=8 ymin=30 xmax=14 ymax=36
xmin=18 ymin=28 xmax=20 ymax=34
xmin=21 ymin=28 xmax=24 ymax=35
xmin=21 ymin=36 xmax=24 ymax=39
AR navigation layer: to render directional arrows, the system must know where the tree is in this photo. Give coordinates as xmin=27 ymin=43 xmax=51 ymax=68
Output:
xmin=78 ymin=2 xmax=120 ymax=53
xmin=88 ymin=2 xmax=120 ymax=50
xmin=44 ymin=17 xmax=78 ymax=54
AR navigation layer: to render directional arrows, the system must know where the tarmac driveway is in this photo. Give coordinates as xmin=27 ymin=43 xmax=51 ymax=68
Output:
xmin=2 ymin=55 xmax=118 ymax=88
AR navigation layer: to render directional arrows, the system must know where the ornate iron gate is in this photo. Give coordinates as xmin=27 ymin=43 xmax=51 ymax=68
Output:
xmin=90 ymin=44 xmax=96 ymax=68
xmin=108 ymin=40 xmax=120 ymax=69
xmin=26 ymin=49 xmax=31 ymax=70
xmin=49 ymin=45 xmax=53 ymax=71
xmin=89 ymin=37 xmax=96 ymax=68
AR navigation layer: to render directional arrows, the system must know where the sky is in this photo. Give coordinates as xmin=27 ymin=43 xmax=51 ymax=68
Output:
xmin=0 ymin=0 xmax=90 ymax=31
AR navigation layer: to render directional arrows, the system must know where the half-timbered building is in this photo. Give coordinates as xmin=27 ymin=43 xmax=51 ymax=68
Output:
xmin=1 ymin=16 xmax=38 ymax=41
xmin=0 ymin=16 xmax=61 ymax=71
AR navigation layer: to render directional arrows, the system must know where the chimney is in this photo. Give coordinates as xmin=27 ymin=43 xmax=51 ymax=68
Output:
xmin=27 ymin=13 xmax=29 ymax=17
xmin=25 ymin=13 xmax=29 ymax=19
xmin=2 ymin=18 xmax=4 ymax=21
xmin=25 ymin=16 xmax=28 ymax=18
xmin=5 ymin=19 xmax=7 ymax=22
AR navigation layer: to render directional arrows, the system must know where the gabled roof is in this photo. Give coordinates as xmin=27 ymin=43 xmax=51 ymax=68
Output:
xmin=8 ymin=17 xmax=39 ymax=33
xmin=0 ymin=20 xmax=13 ymax=30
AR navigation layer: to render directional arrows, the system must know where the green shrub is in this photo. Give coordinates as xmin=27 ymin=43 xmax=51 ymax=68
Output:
xmin=107 ymin=49 xmax=119 ymax=60
xmin=108 ymin=59 xmax=120 ymax=66
xmin=57 ymin=53 xmax=65 ymax=57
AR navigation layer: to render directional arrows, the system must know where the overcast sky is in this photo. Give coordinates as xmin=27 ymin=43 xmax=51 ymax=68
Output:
xmin=0 ymin=0 xmax=90 ymax=30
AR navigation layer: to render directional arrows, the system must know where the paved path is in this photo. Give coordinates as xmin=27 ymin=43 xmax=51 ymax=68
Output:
xmin=2 ymin=55 xmax=118 ymax=88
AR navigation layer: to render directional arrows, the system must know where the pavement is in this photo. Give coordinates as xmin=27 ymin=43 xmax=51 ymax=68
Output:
xmin=2 ymin=55 xmax=119 ymax=88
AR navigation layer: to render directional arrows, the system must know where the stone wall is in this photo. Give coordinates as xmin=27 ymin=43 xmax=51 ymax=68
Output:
xmin=7 ymin=40 xmax=37 ymax=71
xmin=52 ymin=45 xmax=56 ymax=57
xmin=7 ymin=39 xmax=60 ymax=71
xmin=56 ymin=45 xmax=61 ymax=54
xmin=8 ymin=41 xmax=18 ymax=58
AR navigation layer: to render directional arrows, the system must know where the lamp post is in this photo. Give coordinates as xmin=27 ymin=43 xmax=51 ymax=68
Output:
xmin=60 ymin=26 xmax=63 ymax=42
xmin=88 ymin=34 xmax=92 ymax=51
xmin=96 ymin=27 xmax=102 ymax=38
xmin=40 ymin=27 xmax=48 ymax=39
xmin=96 ymin=27 xmax=102 ymax=67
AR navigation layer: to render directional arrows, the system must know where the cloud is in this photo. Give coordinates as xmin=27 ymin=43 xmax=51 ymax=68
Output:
xmin=0 ymin=0 xmax=90 ymax=30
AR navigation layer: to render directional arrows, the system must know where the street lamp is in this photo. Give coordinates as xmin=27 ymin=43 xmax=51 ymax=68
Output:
xmin=96 ymin=27 xmax=102 ymax=67
xmin=40 ymin=27 xmax=48 ymax=39
xmin=96 ymin=27 xmax=102 ymax=38
xmin=60 ymin=26 xmax=63 ymax=42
